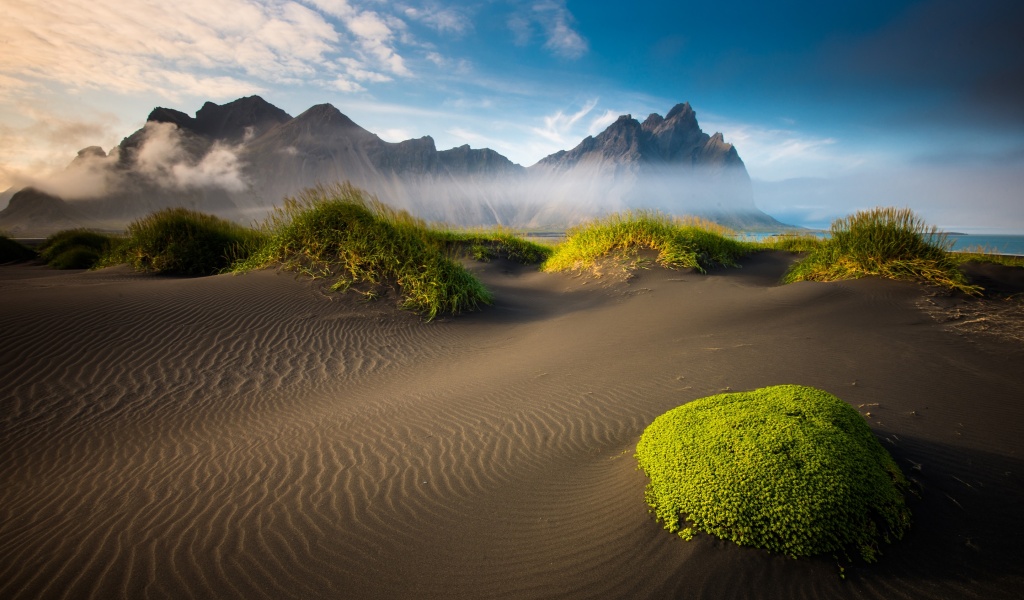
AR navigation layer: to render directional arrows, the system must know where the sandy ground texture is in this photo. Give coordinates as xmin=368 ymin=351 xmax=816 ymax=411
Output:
xmin=1 ymin=251 xmax=1022 ymax=599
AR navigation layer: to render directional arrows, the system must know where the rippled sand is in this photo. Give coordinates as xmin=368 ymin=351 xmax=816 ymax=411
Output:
xmin=2 ymin=254 xmax=1022 ymax=599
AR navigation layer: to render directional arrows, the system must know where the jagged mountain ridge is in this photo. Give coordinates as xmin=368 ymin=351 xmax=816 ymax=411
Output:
xmin=0 ymin=96 xmax=789 ymax=236
xmin=536 ymin=103 xmax=743 ymax=173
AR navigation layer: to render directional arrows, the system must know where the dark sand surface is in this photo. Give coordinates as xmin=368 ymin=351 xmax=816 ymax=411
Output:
xmin=1 ymin=252 xmax=1022 ymax=599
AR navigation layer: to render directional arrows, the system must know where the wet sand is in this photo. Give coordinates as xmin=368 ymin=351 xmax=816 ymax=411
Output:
xmin=1 ymin=252 xmax=1022 ymax=599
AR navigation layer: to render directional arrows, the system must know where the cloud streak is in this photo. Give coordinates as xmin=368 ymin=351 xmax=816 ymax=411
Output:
xmin=508 ymin=1 xmax=588 ymax=59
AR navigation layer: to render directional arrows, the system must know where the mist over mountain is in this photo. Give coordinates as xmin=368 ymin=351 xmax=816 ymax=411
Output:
xmin=0 ymin=96 xmax=789 ymax=236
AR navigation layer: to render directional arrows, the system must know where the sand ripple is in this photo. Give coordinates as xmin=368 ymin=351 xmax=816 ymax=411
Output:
xmin=2 ymin=256 xmax=1022 ymax=599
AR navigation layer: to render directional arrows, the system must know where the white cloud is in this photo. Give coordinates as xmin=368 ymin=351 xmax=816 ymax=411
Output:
xmin=136 ymin=122 xmax=248 ymax=192
xmin=509 ymin=1 xmax=588 ymax=59
xmin=403 ymin=4 xmax=472 ymax=36
xmin=701 ymin=117 xmax=867 ymax=181
xmin=378 ymin=128 xmax=413 ymax=143
xmin=587 ymin=110 xmax=619 ymax=136
xmin=531 ymin=99 xmax=598 ymax=145
xmin=330 ymin=76 xmax=367 ymax=93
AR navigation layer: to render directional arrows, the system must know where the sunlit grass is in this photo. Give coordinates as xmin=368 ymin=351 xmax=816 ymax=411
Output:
xmin=234 ymin=183 xmax=494 ymax=320
xmin=783 ymin=207 xmax=980 ymax=294
xmin=542 ymin=211 xmax=754 ymax=274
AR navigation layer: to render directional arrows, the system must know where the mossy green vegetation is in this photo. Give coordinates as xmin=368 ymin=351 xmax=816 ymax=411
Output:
xmin=635 ymin=385 xmax=911 ymax=562
xmin=0 ymin=233 xmax=37 ymax=263
xmin=784 ymin=207 xmax=979 ymax=294
xmin=104 ymin=207 xmax=264 ymax=276
xmin=541 ymin=211 xmax=754 ymax=274
xmin=39 ymin=229 xmax=117 ymax=269
xmin=235 ymin=183 xmax=493 ymax=320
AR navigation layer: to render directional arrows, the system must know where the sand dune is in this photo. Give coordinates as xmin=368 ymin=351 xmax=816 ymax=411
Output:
xmin=1 ymin=253 xmax=1022 ymax=599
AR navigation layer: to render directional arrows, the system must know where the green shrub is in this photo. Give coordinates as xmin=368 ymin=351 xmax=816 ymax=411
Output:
xmin=542 ymin=211 xmax=753 ymax=274
xmin=109 ymin=208 xmax=263 ymax=276
xmin=0 ymin=234 xmax=37 ymax=263
xmin=785 ymin=207 xmax=979 ymax=293
xmin=636 ymin=385 xmax=911 ymax=562
xmin=39 ymin=229 xmax=115 ymax=269
xmin=236 ymin=183 xmax=492 ymax=319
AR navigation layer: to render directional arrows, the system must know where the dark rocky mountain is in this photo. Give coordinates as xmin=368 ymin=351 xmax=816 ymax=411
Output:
xmin=0 ymin=97 xmax=790 ymax=235
xmin=0 ymin=188 xmax=103 ymax=236
xmin=536 ymin=103 xmax=745 ymax=173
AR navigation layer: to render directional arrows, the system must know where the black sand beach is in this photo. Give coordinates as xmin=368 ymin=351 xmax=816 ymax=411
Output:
xmin=2 ymin=252 xmax=1022 ymax=599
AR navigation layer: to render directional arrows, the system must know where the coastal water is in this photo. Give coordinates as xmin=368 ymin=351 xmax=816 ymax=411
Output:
xmin=947 ymin=235 xmax=1024 ymax=256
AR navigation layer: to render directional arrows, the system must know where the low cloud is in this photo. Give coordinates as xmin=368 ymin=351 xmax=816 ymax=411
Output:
xmin=135 ymin=122 xmax=248 ymax=192
xmin=753 ymin=161 xmax=1024 ymax=233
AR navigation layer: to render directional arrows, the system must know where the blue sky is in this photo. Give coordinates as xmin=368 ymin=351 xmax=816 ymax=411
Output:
xmin=3 ymin=0 xmax=1023 ymax=231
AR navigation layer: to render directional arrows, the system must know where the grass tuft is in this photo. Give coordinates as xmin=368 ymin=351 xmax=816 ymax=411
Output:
xmin=784 ymin=207 xmax=980 ymax=294
xmin=636 ymin=385 xmax=911 ymax=562
xmin=235 ymin=183 xmax=493 ymax=320
xmin=542 ymin=211 xmax=753 ymax=274
xmin=0 ymin=233 xmax=37 ymax=263
xmin=105 ymin=208 xmax=264 ymax=276
xmin=39 ymin=229 xmax=117 ymax=269
xmin=757 ymin=233 xmax=826 ymax=253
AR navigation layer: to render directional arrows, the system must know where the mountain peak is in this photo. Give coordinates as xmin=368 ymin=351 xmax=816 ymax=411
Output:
xmin=665 ymin=102 xmax=694 ymax=121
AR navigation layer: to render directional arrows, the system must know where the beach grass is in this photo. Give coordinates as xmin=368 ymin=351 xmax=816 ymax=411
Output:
xmin=103 ymin=208 xmax=264 ymax=276
xmin=234 ymin=183 xmax=493 ymax=319
xmin=431 ymin=227 xmax=554 ymax=265
xmin=39 ymin=229 xmax=117 ymax=269
xmin=952 ymin=250 xmax=1024 ymax=268
xmin=757 ymin=233 xmax=826 ymax=253
xmin=541 ymin=211 xmax=754 ymax=274
xmin=636 ymin=384 xmax=911 ymax=563
xmin=0 ymin=233 xmax=37 ymax=263
xmin=783 ymin=207 xmax=980 ymax=294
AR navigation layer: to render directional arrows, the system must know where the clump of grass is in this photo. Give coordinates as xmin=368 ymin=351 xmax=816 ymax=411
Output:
xmin=434 ymin=227 xmax=554 ymax=264
xmin=542 ymin=211 xmax=753 ymax=274
xmin=106 ymin=208 xmax=264 ymax=276
xmin=784 ymin=207 xmax=980 ymax=294
xmin=953 ymin=249 xmax=1024 ymax=268
xmin=236 ymin=183 xmax=492 ymax=320
xmin=636 ymin=385 xmax=911 ymax=563
xmin=758 ymin=233 xmax=825 ymax=253
xmin=0 ymin=233 xmax=37 ymax=263
xmin=39 ymin=229 xmax=117 ymax=269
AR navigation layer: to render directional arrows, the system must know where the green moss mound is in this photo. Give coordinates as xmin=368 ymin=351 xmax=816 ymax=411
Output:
xmin=784 ymin=207 xmax=979 ymax=294
xmin=542 ymin=211 xmax=753 ymax=274
xmin=636 ymin=385 xmax=911 ymax=562
xmin=0 ymin=234 xmax=37 ymax=263
xmin=235 ymin=183 xmax=492 ymax=320
xmin=109 ymin=208 xmax=263 ymax=276
xmin=39 ymin=229 xmax=116 ymax=269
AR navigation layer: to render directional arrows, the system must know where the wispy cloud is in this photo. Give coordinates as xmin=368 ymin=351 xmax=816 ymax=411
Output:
xmin=2 ymin=0 xmax=414 ymax=102
xmin=402 ymin=3 xmax=472 ymax=36
xmin=508 ymin=1 xmax=588 ymax=59
xmin=531 ymin=99 xmax=599 ymax=144
xmin=701 ymin=117 xmax=865 ymax=180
